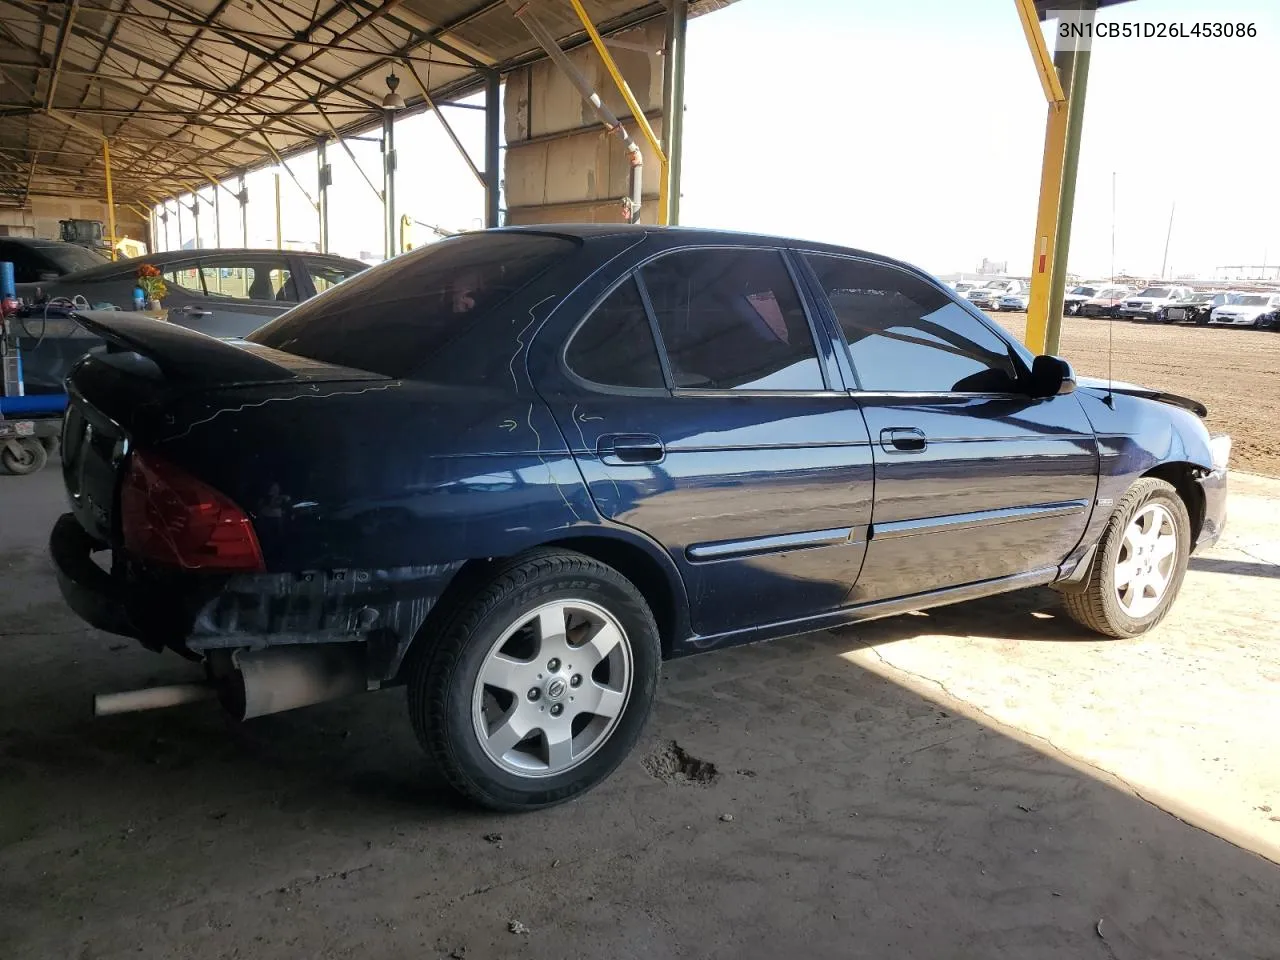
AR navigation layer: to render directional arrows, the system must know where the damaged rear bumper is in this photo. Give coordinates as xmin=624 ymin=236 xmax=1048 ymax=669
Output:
xmin=50 ymin=512 xmax=463 ymax=681
xmin=50 ymin=513 xmax=147 ymax=642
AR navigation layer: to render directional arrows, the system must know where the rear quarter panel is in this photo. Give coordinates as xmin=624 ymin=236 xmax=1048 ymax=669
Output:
xmin=142 ymin=381 xmax=598 ymax=571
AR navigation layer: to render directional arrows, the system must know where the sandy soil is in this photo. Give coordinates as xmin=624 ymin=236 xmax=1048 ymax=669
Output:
xmin=3 ymin=463 xmax=1279 ymax=958
xmin=993 ymin=313 xmax=1280 ymax=477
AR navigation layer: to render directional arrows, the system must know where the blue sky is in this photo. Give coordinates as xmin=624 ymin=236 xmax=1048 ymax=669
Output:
xmin=162 ymin=0 xmax=1279 ymax=280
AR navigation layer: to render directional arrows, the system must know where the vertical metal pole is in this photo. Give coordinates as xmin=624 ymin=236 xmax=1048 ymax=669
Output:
xmin=484 ymin=70 xmax=501 ymax=228
xmin=666 ymin=0 xmax=687 ymax=225
xmin=1160 ymin=202 xmax=1175 ymax=279
xmin=213 ymin=185 xmax=222 ymax=248
xmin=273 ymin=170 xmax=283 ymax=249
xmin=1044 ymin=41 xmax=1092 ymax=355
xmin=102 ymin=139 xmax=117 ymax=259
xmin=239 ymin=174 xmax=248 ymax=247
xmin=1110 ymin=171 xmax=1116 ymax=282
xmin=191 ymin=194 xmax=201 ymax=249
xmin=175 ymin=196 xmax=184 ymax=250
xmin=383 ymin=110 xmax=397 ymax=257
xmin=317 ymin=137 xmax=330 ymax=253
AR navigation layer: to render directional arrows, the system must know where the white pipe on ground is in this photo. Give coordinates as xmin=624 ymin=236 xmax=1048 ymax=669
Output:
xmin=94 ymin=683 xmax=217 ymax=716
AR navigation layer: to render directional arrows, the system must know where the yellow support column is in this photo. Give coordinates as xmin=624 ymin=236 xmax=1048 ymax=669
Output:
xmin=1024 ymin=98 xmax=1069 ymax=354
xmin=102 ymin=138 xmax=117 ymax=261
xmin=1013 ymin=0 xmax=1069 ymax=354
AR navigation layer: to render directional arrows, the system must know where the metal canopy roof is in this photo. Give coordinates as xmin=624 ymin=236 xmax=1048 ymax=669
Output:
xmin=0 ymin=0 xmax=726 ymax=207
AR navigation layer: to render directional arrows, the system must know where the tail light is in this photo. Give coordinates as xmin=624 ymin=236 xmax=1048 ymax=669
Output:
xmin=120 ymin=450 xmax=264 ymax=571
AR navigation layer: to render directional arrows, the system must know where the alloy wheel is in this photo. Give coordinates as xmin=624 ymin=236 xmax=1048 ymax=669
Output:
xmin=1114 ymin=503 xmax=1178 ymax=618
xmin=471 ymin=599 xmax=633 ymax=778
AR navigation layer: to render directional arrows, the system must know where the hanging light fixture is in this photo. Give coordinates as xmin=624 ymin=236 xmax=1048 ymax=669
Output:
xmin=382 ymin=72 xmax=405 ymax=110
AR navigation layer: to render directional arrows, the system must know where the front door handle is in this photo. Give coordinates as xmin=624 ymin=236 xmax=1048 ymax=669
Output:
xmin=178 ymin=305 xmax=213 ymax=317
xmin=597 ymin=433 xmax=665 ymax=465
xmin=880 ymin=427 xmax=927 ymax=453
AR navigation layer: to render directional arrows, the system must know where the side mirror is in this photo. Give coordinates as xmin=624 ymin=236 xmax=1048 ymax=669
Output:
xmin=1030 ymin=355 xmax=1077 ymax=398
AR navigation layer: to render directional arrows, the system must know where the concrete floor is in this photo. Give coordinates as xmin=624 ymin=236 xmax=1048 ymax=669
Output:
xmin=2 ymin=467 xmax=1279 ymax=960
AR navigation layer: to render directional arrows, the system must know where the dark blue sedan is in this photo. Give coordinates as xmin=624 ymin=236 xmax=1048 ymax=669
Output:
xmin=50 ymin=226 xmax=1229 ymax=810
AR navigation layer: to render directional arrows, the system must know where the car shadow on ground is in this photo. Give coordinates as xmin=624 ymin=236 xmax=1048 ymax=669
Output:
xmin=1190 ymin=556 xmax=1280 ymax=579
xmin=836 ymin=586 xmax=1099 ymax=646
xmin=3 ymin=576 xmax=1280 ymax=959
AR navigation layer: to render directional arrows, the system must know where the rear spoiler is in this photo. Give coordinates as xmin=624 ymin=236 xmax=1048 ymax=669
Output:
xmin=69 ymin=310 xmax=383 ymax=386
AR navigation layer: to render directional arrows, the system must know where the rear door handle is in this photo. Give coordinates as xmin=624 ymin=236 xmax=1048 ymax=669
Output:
xmin=596 ymin=433 xmax=665 ymax=465
xmin=880 ymin=427 xmax=927 ymax=453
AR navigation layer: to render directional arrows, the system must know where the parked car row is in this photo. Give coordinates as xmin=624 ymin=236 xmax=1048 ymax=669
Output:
xmin=963 ymin=279 xmax=1026 ymax=310
xmin=950 ymin=276 xmax=1280 ymax=328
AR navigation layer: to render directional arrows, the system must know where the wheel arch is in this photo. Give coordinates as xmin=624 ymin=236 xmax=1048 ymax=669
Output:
xmin=1141 ymin=461 xmax=1205 ymax=543
xmin=396 ymin=528 xmax=690 ymax=682
xmin=542 ymin=531 xmax=689 ymax=658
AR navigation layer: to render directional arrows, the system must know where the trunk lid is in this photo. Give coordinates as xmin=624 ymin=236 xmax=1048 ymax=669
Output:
xmin=61 ymin=310 xmax=388 ymax=546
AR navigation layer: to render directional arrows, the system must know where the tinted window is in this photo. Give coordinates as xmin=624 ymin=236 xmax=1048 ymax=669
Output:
xmin=307 ymin=261 xmax=364 ymax=293
xmin=639 ymin=249 xmax=822 ymax=391
xmin=248 ymin=233 xmax=573 ymax=378
xmin=163 ymin=263 xmax=204 ymax=294
xmin=200 ymin=260 xmax=295 ymax=301
xmin=806 ymin=254 xmax=1020 ymax=393
xmin=565 ymin=277 xmax=664 ymax=389
xmin=31 ymin=242 xmax=109 ymax=275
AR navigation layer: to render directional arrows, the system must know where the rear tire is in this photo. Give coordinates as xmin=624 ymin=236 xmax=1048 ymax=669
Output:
xmin=1060 ymin=478 xmax=1190 ymax=639
xmin=407 ymin=549 xmax=660 ymax=811
xmin=2 ymin=438 xmax=48 ymax=475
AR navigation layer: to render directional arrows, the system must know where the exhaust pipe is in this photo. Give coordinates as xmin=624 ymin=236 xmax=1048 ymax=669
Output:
xmin=94 ymin=683 xmax=217 ymax=716
xmin=225 ymin=644 xmax=367 ymax=720
xmin=94 ymin=644 xmax=367 ymax=719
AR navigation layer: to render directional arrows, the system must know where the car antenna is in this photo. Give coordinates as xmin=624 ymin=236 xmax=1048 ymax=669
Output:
xmin=1105 ymin=306 xmax=1115 ymax=408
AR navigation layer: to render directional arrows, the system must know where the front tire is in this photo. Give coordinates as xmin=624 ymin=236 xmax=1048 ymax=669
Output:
xmin=408 ymin=549 xmax=661 ymax=811
xmin=1059 ymin=478 xmax=1191 ymax=638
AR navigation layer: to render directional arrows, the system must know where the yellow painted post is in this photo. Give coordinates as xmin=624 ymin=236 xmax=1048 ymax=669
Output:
xmin=567 ymin=0 xmax=669 ymax=223
xmin=102 ymin=138 xmax=117 ymax=261
xmin=1013 ymin=0 xmax=1070 ymax=354
xmin=1024 ymin=99 xmax=1069 ymax=354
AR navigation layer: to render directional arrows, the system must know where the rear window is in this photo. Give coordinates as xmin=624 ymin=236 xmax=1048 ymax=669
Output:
xmin=247 ymin=233 xmax=573 ymax=378
xmin=33 ymin=242 xmax=109 ymax=275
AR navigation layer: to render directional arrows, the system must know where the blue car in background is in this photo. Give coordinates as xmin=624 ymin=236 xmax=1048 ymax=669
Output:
xmin=50 ymin=226 xmax=1229 ymax=810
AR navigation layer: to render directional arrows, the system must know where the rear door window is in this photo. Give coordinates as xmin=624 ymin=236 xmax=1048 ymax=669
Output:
xmin=564 ymin=277 xmax=665 ymax=390
xmin=639 ymin=248 xmax=824 ymax=391
xmin=306 ymin=260 xmax=365 ymax=293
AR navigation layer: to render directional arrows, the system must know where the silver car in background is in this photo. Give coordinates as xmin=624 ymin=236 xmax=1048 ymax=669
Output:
xmin=15 ymin=248 xmax=366 ymax=392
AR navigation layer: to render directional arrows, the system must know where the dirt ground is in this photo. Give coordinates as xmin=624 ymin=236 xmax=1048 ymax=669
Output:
xmin=992 ymin=313 xmax=1280 ymax=477
xmin=3 ymin=461 xmax=1279 ymax=959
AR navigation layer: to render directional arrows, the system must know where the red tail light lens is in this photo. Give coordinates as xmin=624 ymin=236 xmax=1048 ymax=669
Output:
xmin=120 ymin=451 xmax=264 ymax=571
